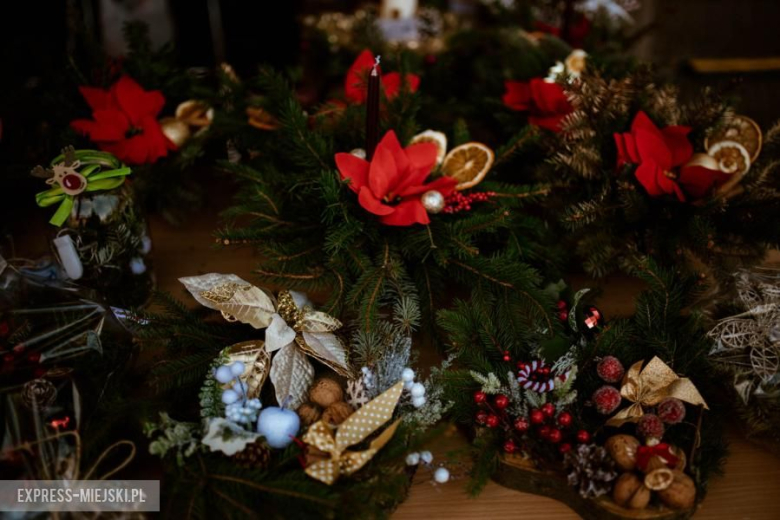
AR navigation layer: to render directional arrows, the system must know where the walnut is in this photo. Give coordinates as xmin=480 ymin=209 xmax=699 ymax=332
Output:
xmin=605 ymin=435 xmax=640 ymax=472
xmin=297 ymin=402 xmax=322 ymax=426
xmin=321 ymin=402 xmax=354 ymax=426
xmin=309 ymin=378 xmax=344 ymax=408
xmin=613 ymin=472 xmax=651 ymax=510
xmin=657 ymin=471 xmax=696 ymax=510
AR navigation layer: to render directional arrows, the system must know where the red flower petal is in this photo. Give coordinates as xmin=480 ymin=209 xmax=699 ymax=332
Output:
xmin=345 ymin=50 xmax=376 ymax=104
xmin=661 ymin=126 xmax=693 ymax=167
xmin=530 ymin=80 xmax=571 ymax=115
xmin=358 ymin=186 xmax=395 ymax=216
xmin=379 ymin=199 xmax=429 ymax=226
xmin=401 ymin=175 xmax=458 ymax=198
xmin=503 ymin=81 xmax=532 ymax=111
xmin=393 ymin=142 xmax=438 ymax=196
xmin=634 ymin=127 xmax=672 ymax=170
xmin=634 ymin=161 xmax=667 ymax=197
xmin=614 ymin=132 xmax=639 ymax=168
xmin=78 ymin=86 xmax=115 ymax=112
xmin=335 ymin=152 xmax=369 ymax=192
xmin=139 ymin=116 xmax=175 ymax=162
xmin=381 ymin=72 xmax=420 ymax=99
xmin=112 ymin=76 xmax=165 ymax=126
xmin=70 ymin=109 xmax=129 ymax=142
xmin=368 ymin=138 xmax=397 ymax=199
xmin=377 ymin=131 xmax=409 ymax=191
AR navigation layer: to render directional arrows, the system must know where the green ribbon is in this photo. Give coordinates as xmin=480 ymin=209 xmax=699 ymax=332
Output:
xmin=35 ymin=150 xmax=132 ymax=227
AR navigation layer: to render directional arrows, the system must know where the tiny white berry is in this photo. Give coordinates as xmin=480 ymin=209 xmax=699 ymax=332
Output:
xmin=434 ymin=467 xmax=450 ymax=483
xmin=405 ymin=452 xmax=420 ymax=466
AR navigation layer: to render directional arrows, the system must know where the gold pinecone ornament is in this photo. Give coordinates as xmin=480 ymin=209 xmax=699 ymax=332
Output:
xmin=231 ymin=440 xmax=272 ymax=469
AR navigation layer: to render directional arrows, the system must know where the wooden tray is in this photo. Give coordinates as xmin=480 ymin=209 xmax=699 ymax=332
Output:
xmin=492 ymin=454 xmax=696 ymax=520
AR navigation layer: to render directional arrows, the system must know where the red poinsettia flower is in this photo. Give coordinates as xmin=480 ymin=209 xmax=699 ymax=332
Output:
xmin=503 ymin=79 xmax=573 ymax=132
xmin=71 ymin=76 xmax=175 ymax=165
xmin=345 ymin=50 xmax=420 ymax=104
xmin=614 ymin=111 xmax=728 ymax=201
xmin=335 ymin=131 xmax=457 ymax=226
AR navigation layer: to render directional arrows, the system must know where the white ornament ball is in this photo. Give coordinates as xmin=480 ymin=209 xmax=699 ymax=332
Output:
xmin=215 ymin=365 xmax=234 ymax=384
xmin=405 ymin=452 xmax=420 ymax=466
xmin=129 ymin=257 xmax=147 ymax=275
xmin=421 ymin=190 xmax=445 ymax=214
xmin=412 ymin=396 xmax=427 ymax=408
xmin=221 ymin=389 xmax=239 ymax=405
xmin=410 ymin=383 xmax=426 ymax=397
xmin=420 ymin=450 xmax=433 ymax=464
xmin=404 ymin=380 xmax=415 ymax=391
xmin=257 ymin=406 xmax=300 ymax=449
xmin=434 ymin=467 xmax=450 ymax=484
xmin=401 ymin=368 xmax=415 ymax=382
xmin=230 ymin=361 xmax=246 ymax=377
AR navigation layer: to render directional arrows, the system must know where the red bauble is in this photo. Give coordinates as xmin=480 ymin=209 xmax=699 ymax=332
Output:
xmin=503 ymin=440 xmax=517 ymax=454
xmin=2 ymin=353 xmax=14 ymax=364
xmin=494 ymin=394 xmax=510 ymax=410
xmin=514 ymin=417 xmax=530 ymax=433
xmin=538 ymin=425 xmax=551 ymax=439
xmin=474 ymin=391 xmax=487 ymax=404
xmin=637 ymin=413 xmax=665 ymax=439
xmin=557 ymin=412 xmax=573 ymax=428
xmin=475 ymin=411 xmax=488 ymax=425
xmin=559 ymin=442 xmax=573 ymax=454
xmin=597 ymin=356 xmax=625 ymax=383
xmin=556 ymin=300 xmax=568 ymax=310
xmin=558 ymin=310 xmax=569 ymax=321
xmin=548 ymin=428 xmax=563 ymax=444
xmin=530 ymin=409 xmax=545 ymax=424
xmin=27 ymin=352 xmax=41 ymax=364
xmin=516 ymin=361 xmax=527 ymax=370
xmin=486 ymin=414 xmax=500 ymax=428
xmin=541 ymin=402 xmax=555 ymax=418
xmin=576 ymin=430 xmax=591 ymax=444
xmin=592 ymin=385 xmax=622 ymax=415
xmin=657 ymin=397 xmax=686 ymax=425
xmin=502 ymin=350 xmax=511 ymax=362
xmin=33 ymin=368 xmax=46 ymax=378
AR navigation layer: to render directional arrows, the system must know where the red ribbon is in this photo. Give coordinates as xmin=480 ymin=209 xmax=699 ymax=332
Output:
xmin=636 ymin=443 xmax=678 ymax=471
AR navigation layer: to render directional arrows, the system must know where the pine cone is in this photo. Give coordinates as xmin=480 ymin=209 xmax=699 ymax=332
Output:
xmin=564 ymin=443 xmax=618 ymax=499
xmin=346 ymin=378 xmax=369 ymax=410
xmin=231 ymin=440 xmax=271 ymax=469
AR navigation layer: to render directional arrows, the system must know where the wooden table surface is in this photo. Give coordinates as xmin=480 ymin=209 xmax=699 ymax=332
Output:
xmin=144 ymin=195 xmax=780 ymax=520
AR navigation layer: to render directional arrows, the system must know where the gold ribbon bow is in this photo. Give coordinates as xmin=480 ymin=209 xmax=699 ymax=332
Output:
xmin=607 ymin=357 xmax=709 ymax=427
xmin=303 ymin=382 xmax=404 ymax=485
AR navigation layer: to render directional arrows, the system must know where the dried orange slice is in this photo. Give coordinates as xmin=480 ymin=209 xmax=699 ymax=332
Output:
xmin=410 ymin=130 xmax=448 ymax=165
xmin=706 ymin=114 xmax=762 ymax=162
xmin=441 ymin=142 xmax=495 ymax=190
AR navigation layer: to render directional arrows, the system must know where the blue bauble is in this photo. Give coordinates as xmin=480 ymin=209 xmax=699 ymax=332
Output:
xmin=257 ymin=407 xmax=300 ymax=448
xmin=230 ymin=361 xmax=246 ymax=377
xmin=221 ymin=389 xmax=239 ymax=405
xmin=215 ymin=365 xmax=234 ymax=384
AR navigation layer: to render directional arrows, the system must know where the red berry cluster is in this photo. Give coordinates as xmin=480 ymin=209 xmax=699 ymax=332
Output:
xmin=1 ymin=341 xmax=44 ymax=377
xmin=556 ymin=300 xmax=569 ymax=322
xmin=442 ymin=191 xmax=495 ymax=214
xmin=473 ymin=390 xmax=591 ymax=456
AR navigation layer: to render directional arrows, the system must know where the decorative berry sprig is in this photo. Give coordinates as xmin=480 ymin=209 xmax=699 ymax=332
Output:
xmin=442 ymin=191 xmax=495 ymax=214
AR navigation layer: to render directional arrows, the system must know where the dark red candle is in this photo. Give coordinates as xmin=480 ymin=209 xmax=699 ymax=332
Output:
xmin=365 ymin=56 xmax=381 ymax=160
